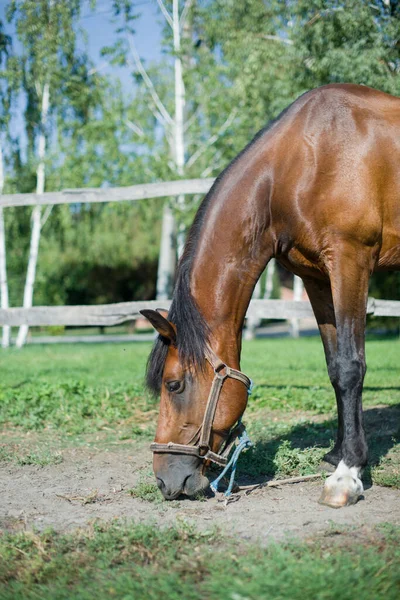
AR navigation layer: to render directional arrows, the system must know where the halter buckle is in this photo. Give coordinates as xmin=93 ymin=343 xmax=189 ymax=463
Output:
xmin=198 ymin=443 xmax=209 ymax=457
xmin=214 ymin=363 xmax=229 ymax=380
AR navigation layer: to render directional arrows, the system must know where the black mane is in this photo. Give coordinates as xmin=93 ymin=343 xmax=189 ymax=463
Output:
xmin=146 ymin=102 xmax=298 ymax=394
xmin=145 ymin=197 xmax=212 ymax=395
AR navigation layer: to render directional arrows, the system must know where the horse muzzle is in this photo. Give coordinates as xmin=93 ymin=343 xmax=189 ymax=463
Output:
xmin=154 ymin=453 xmax=209 ymax=500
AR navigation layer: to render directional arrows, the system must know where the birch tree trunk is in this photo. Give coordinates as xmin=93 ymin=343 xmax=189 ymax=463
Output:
xmin=264 ymin=258 xmax=276 ymax=301
xmin=16 ymin=82 xmax=50 ymax=348
xmin=290 ymin=274 xmax=304 ymax=338
xmin=244 ymin=259 xmax=277 ymax=340
xmin=243 ymin=277 xmax=262 ymax=340
xmin=173 ymin=0 xmax=186 ymax=258
xmin=157 ymin=0 xmax=187 ymax=298
xmin=156 ymin=203 xmax=176 ymax=300
xmin=0 ymin=143 xmax=10 ymax=348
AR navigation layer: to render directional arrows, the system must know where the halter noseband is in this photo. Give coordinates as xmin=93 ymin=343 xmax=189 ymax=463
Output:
xmin=150 ymin=350 xmax=252 ymax=466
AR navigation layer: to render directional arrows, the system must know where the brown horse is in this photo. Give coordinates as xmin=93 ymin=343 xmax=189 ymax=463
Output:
xmin=142 ymin=83 xmax=400 ymax=507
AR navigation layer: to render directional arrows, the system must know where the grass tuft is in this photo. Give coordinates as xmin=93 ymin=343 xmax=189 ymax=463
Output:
xmin=128 ymin=481 xmax=163 ymax=503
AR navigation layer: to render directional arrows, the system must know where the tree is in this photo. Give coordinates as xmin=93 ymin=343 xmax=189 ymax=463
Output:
xmin=0 ymin=17 xmax=19 ymax=347
xmin=104 ymin=0 xmax=241 ymax=298
xmin=290 ymin=0 xmax=400 ymax=95
xmin=3 ymin=0 xmax=399 ymax=326
xmin=23 ymin=77 xmax=164 ymax=307
xmin=5 ymin=0 xmax=102 ymax=345
xmin=0 ymin=143 xmax=9 ymax=348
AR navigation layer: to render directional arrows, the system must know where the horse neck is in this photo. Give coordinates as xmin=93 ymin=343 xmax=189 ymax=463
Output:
xmin=190 ymin=143 xmax=274 ymax=366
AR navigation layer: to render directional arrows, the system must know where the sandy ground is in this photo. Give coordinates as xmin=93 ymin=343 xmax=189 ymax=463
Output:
xmin=1 ymin=444 xmax=399 ymax=543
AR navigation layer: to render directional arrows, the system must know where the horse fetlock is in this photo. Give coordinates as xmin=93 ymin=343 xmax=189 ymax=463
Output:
xmin=318 ymin=460 xmax=363 ymax=508
xmin=323 ymin=446 xmax=342 ymax=467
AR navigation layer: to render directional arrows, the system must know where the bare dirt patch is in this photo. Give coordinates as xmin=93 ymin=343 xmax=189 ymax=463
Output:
xmin=1 ymin=442 xmax=399 ymax=544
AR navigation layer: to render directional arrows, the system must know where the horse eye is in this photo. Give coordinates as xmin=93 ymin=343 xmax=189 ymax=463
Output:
xmin=165 ymin=380 xmax=184 ymax=394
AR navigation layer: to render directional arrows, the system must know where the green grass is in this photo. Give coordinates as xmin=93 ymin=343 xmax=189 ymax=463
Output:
xmin=0 ymin=442 xmax=63 ymax=467
xmin=1 ymin=338 xmax=399 ymax=428
xmin=372 ymin=444 xmax=400 ymax=488
xmin=0 ymin=344 xmax=157 ymax=434
xmin=0 ymin=340 xmax=399 ymax=598
xmin=0 ymin=521 xmax=399 ymax=600
xmin=128 ymin=480 xmax=163 ymax=503
xmin=0 ymin=338 xmax=399 ymax=485
xmin=241 ymin=337 xmax=400 ymax=412
xmin=0 ymin=343 xmax=150 ymax=389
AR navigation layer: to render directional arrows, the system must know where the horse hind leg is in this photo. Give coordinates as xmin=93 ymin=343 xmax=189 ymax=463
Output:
xmin=312 ymin=242 xmax=372 ymax=507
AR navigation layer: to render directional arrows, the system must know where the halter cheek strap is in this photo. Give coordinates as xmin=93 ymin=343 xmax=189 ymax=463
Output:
xmin=150 ymin=350 xmax=252 ymax=466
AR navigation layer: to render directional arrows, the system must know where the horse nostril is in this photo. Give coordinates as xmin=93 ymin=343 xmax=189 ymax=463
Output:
xmin=182 ymin=474 xmax=191 ymax=492
xmin=156 ymin=477 xmax=166 ymax=492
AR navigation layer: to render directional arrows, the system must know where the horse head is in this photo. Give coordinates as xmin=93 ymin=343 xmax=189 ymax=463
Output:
xmin=142 ymin=309 xmax=250 ymax=500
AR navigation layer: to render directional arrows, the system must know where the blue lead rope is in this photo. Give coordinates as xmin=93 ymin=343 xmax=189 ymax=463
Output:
xmin=210 ymin=380 xmax=253 ymax=498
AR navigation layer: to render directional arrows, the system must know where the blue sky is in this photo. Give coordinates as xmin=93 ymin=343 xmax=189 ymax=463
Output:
xmin=0 ymin=0 xmax=163 ymax=143
xmin=79 ymin=0 xmax=163 ymax=90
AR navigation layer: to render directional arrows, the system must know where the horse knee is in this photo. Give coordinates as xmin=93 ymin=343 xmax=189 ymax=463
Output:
xmin=327 ymin=361 xmax=338 ymax=387
xmin=334 ymin=356 xmax=366 ymax=394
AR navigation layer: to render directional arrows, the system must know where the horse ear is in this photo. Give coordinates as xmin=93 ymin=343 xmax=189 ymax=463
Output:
xmin=140 ymin=309 xmax=177 ymax=344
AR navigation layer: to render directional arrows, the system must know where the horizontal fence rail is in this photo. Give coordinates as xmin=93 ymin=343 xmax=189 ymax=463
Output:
xmin=1 ymin=298 xmax=399 ymax=327
xmin=0 ymin=178 xmax=216 ymax=208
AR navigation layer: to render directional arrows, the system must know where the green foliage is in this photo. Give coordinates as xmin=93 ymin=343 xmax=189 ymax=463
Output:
xmin=6 ymin=0 xmax=100 ymax=153
xmin=33 ymin=200 xmax=162 ymax=305
xmin=3 ymin=0 xmax=400 ymax=305
xmin=291 ymin=0 xmax=400 ymax=95
xmin=0 ymin=18 xmax=20 ymax=134
xmin=0 ymin=521 xmax=399 ymax=599
xmin=16 ymin=450 xmax=63 ymax=467
xmin=196 ymin=0 xmax=298 ymax=148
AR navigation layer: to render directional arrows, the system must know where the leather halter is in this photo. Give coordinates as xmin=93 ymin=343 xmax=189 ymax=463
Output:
xmin=150 ymin=350 xmax=252 ymax=466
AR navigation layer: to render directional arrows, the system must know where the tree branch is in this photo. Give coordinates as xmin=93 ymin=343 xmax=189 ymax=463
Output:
xmin=156 ymin=0 xmax=173 ymax=28
xmin=262 ymin=34 xmax=293 ymax=46
xmin=127 ymin=35 xmax=173 ymax=127
xmin=186 ymin=109 xmax=237 ymax=169
xmin=201 ymin=149 xmax=223 ymax=177
xmin=183 ymin=106 xmax=201 ymax=132
xmin=180 ymin=0 xmax=194 ymax=29
xmin=88 ymin=61 xmax=109 ymax=76
xmin=125 ymin=119 xmax=144 ymax=137
xmin=40 ymin=203 xmax=53 ymax=228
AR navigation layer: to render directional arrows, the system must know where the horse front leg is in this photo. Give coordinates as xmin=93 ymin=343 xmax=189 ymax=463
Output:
xmin=302 ymin=278 xmax=340 ymax=471
xmin=317 ymin=243 xmax=373 ymax=508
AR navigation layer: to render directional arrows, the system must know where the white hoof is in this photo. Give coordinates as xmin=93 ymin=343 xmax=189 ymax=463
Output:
xmin=318 ymin=460 xmax=363 ymax=508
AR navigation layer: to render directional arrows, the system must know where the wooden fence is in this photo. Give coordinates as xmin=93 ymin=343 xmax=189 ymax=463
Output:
xmin=1 ymin=177 xmax=399 ymax=340
xmin=1 ymin=297 xmax=400 ymax=327
xmin=0 ymin=178 xmax=215 ymax=208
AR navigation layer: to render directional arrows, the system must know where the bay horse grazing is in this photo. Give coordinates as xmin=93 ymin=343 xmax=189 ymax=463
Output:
xmin=142 ymin=84 xmax=400 ymax=507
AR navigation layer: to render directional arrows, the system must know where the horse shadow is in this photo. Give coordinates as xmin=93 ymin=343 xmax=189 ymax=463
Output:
xmin=227 ymin=404 xmax=400 ymax=489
